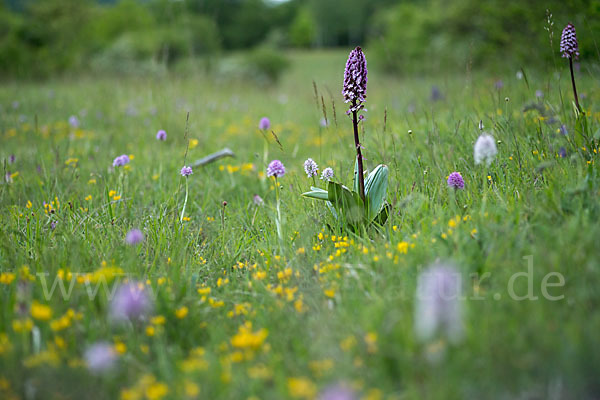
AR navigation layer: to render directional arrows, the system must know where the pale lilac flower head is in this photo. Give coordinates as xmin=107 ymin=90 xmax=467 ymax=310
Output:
xmin=494 ymin=80 xmax=504 ymax=90
xmin=180 ymin=166 xmax=193 ymax=177
xmin=156 ymin=129 xmax=167 ymax=141
xmin=68 ymin=115 xmax=80 ymax=128
xmin=85 ymin=342 xmax=117 ymax=374
xmin=535 ymin=90 xmax=544 ymax=99
xmin=342 ymin=47 xmax=367 ymax=114
xmin=125 ymin=229 xmax=144 ymax=245
xmin=110 ymin=282 xmax=152 ymax=322
xmin=415 ymin=263 xmax=463 ymax=343
xmin=9 ymin=154 xmax=15 ymax=164
xmin=474 ymin=134 xmax=498 ymax=166
xmin=318 ymin=384 xmax=357 ymax=400
xmin=447 ymin=172 xmax=464 ymax=190
xmin=112 ymin=154 xmax=130 ymax=167
xmin=303 ymin=158 xmax=318 ymax=178
xmin=253 ymin=194 xmax=264 ymax=206
xmin=560 ymin=23 xmax=579 ymax=59
xmin=267 ymin=160 xmax=285 ymax=178
xmin=259 ymin=117 xmax=271 ymax=130
xmin=321 ymin=167 xmax=334 ymax=182
xmin=320 ymin=118 xmax=329 ymax=127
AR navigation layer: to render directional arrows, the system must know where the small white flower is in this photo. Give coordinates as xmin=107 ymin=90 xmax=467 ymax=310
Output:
xmin=303 ymin=158 xmax=319 ymax=178
xmin=320 ymin=167 xmax=334 ymax=182
xmin=474 ymin=133 xmax=498 ymax=166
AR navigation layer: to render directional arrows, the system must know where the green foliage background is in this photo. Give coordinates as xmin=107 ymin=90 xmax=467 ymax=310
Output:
xmin=1 ymin=0 xmax=599 ymax=79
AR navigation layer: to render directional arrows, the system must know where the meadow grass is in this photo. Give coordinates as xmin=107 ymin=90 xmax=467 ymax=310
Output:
xmin=1 ymin=50 xmax=600 ymax=399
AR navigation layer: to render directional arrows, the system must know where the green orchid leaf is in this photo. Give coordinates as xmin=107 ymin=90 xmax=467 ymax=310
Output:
xmin=328 ymin=181 xmax=364 ymax=225
xmin=301 ymin=186 xmax=329 ymax=201
xmin=372 ymin=202 xmax=391 ymax=227
xmin=364 ymin=164 xmax=389 ymax=220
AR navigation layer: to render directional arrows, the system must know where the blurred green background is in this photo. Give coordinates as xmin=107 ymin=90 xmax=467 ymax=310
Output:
xmin=0 ymin=0 xmax=598 ymax=80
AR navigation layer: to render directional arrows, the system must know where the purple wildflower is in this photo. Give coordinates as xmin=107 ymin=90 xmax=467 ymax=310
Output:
xmin=320 ymin=167 xmax=334 ymax=182
xmin=318 ymin=384 xmax=357 ymax=400
xmin=110 ymin=282 xmax=152 ymax=322
xmin=535 ymin=90 xmax=544 ymax=99
xmin=112 ymin=154 xmax=130 ymax=167
xmin=50 ymin=221 xmax=57 ymax=230
xmin=430 ymin=85 xmax=444 ymax=101
xmin=259 ymin=117 xmax=271 ymax=130
xmin=156 ymin=130 xmax=167 ymax=141
xmin=447 ymin=172 xmax=464 ymax=190
xmin=559 ymin=124 xmax=568 ymax=135
xmin=342 ymin=47 xmax=368 ymax=114
xmin=415 ymin=263 xmax=464 ymax=343
xmin=85 ymin=342 xmax=117 ymax=374
xmin=320 ymin=118 xmax=329 ymax=127
xmin=303 ymin=158 xmax=318 ymax=178
xmin=560 ymin=23 xmax=579 ymax=59
xmin=267 ymin=160 xmax=285 ymax=178
xmin=9 ymin=154 xmax=16 ymax=164
xmin=125 ymin=229 xmax=144 ymax=245
xmin=558 ymin=147 xmax=567 ymax=158
xmin=180 ymin=166 xmax=193 ymax=177
xmin=68 ymin=115 xmax=80 ymax=129
xmin=253 ymin=194 xmax=264 ymax=206
xmin=494 ymin=80 xmax=504 ymax=90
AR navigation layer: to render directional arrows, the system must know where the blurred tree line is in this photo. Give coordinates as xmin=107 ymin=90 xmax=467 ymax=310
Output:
xmin=0 ymin=0 xmax=598 ymax=79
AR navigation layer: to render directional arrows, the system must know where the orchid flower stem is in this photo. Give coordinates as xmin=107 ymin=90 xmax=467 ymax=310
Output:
xmin=275 ymin=177 xmax=283 ymax=246
xmin=352 ymin=106 xmax=366 ymax=202
xmin=180 ymin=178 xmax=189 ymax=223
xmin=569 ymin=57 xmax=582 ymax=115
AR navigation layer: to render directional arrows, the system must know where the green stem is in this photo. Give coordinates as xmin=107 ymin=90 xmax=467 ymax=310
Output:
xmin=352 ymin=105 xmax=366 ymax=202
xmin=180 ymin=178 xmax=189 ymax=223
xmin=275 ymin=177 xmax=283 ymax=245
xmin=569 ymin=57 xmax=582 ymax=114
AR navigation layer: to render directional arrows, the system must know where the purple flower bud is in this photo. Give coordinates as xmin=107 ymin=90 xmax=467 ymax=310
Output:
xmin=558 ymin=147 xmax=567 ymax=158
xmin=447 ymin=172 xmax=465 ymax=190
xmin=259 ymin=117 xmax=271 ymax=130
xmin=50 ymin=221 xmax=57 ymax=230
xmin=9 ymin=154 xmax=16 ymax=164
xmin=180 ymin=166 xmax=193 ymax=177
xmin=560 ymin=23 xmax=579 ymax=59
xmin=415 ymin=263 xmax=463 ymax=343
xmin=110 ymin=282 xmax=152 ymax=322
xmin=303 ymin=158 xmax=318 ymax=178
xmin=494 ymin=80 xmax=504 ymax=90
xmin=320 ymin=167 xmax=334 ymax=182
xmin=535 ymin=90 xmax=544 ymax=99
xmin=112 ymin=154 xmax=130 ymax=167
xmin=156 ymin=130 xmax=167 ymax=141
xmin=85 ymin=342 xmax=117 ymax=374
xmin=342 ymin=47 xmax=368 ymax=114
xmin=125 ymin=229 xmax=144 ymax=245
xmin=267 ymin=160 xmax=285 ymax=178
